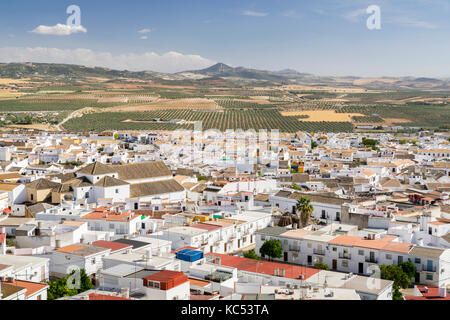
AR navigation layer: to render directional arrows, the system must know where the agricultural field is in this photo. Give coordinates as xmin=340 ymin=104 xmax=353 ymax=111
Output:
xmin=0 ymin=98 xmax=121 ymax=112
xmin=1 ymin=63 xmax=449 ymax=133
xmin=280 ymin=110 xmax=365 ymax=122
xmin=62 ymin=109 xmax=354 ymax=133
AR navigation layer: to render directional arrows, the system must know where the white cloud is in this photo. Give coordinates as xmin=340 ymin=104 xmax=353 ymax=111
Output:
xmin=242 ymin=10 xmax=268 ymax=17
xmin=140 ymin=36 xmax=148 ymax=40
xmin=343 ymin=8 xmax=367 ymax=22
xmin=31 ymin=24 xmax=87 ymax=36
xmin=138 ymin=28 xmax=152 ymax=34
xmin=393 ymin=17 xmax=437 ymax=29
xmin=0 ymin=47 xmax=215 ymax=73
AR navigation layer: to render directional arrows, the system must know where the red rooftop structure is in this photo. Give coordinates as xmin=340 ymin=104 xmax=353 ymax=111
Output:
xmin=206 ymin=253 xmax=320 ymax=280
xmin=143 ymin=270 xmax=189 ymax=291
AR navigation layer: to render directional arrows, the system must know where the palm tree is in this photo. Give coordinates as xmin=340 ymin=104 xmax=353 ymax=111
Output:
xmin=295 ymin=196 xmax=314 ymax=227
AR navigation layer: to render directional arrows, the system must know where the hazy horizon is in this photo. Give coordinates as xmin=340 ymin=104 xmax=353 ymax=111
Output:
xmin=0 ymin=0 xmax=449 ymax=78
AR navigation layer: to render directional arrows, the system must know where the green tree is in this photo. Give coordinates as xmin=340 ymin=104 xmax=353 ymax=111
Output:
xmin=291 ymin=183 xmax=302 ymax=191
xmin=398 ymin=261 xmax=417 ymax=280
xmin=243 ymin=249 xmax=261 ymax=260
xmin=24 ymin=115 xmax=33 ymax=124
xmin=362 ymin=137 xmax=379 ymax=150
xmin=295 ymin=196 xmax=314 ymax=227
xmin=78 ymin=269 xmax=94 ymax=292
xmin=380 ymin=264 xmax=411 ymax=289
xmin=311 ymin=141 xmax=318 ymax=149
xmin=259 ymin=239 xmax=282 ymax=261
xmin=6 ymin=238 xmax=15 ymax=247
xmin=47 ymin=268 xmax=93 ymax=300
xmin=314 ymin=262 xmax=330 ymax=270
xmin=392 ymin=284 xmax=404 ymax=300
xmin=47 ymin=277 xmax=77 ymax=301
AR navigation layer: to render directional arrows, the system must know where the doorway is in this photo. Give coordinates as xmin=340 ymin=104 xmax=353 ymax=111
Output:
xmin=415 ymin=272 xmax=420 ymax=283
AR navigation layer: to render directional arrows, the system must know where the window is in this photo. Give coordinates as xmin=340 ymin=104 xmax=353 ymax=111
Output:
xmin=426 ymin=274 xmax=433 ymax=281
xmin=386 ymin=254 xmax=392 ymax=260
xmin=332 ymin=247 xmax=337 ymax=252
xmin=115 ymin=189 xmax=119 ymax=194
xmin=358 ymin=250 xmax=364 ymax=256
xmin=307 ymin=243 xmax=312 ymax=248
xmin=415 ymin=258 xmax=421 ymax=264
xmin=109 ymin=223 xmax=114 ymax=229
xmin=85 ymin=192 xmax=90 ymax=198
xmin=30 ymin=194 xmax=34 ymax=201
xmin=91 ymin=258 xmax=96 ymax=265
xmin=342 ymin=261 xmax=348 ymax=267
xmin=148 ymin=281 xmax=160 ymax=289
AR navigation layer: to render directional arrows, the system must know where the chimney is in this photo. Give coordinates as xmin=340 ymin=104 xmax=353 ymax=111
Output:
xmin=55 ymin=239 xmax=61 ymax=248
xmin=439 ymin=287 xmax=447 ymax=298
xmin=121 ymin=287 xmax=130 ymax=299
xmin=145 ymin=248 xmax=152 ymax=260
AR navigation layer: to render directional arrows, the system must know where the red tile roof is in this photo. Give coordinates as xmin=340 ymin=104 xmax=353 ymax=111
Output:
xmin=171 ymin=246 xmax=198 ymax=254
xmin=405 ymin=286 xmax=450 ymax=300
xmin=92 ymin=240 xmax=132 ymax=253
xmin=144 ymin=270 xmax=186 ymax=282
xmin=329 ymin=235 xmax=413 ymax=253
xmin=83 ymin=208 xmax=137 ymax=222
xmin=206 ymin=253 xmax=320 ymax=280
xmin=8 ymin=280 xmax=48 ymax=297
xmin=189 ymin=278 xmax=211 ymax=288
xmin=143 ymin=270 xmax=189 ymax=290
xmin=88 ymin=293 xmax=130 ymax=300
xmin=190 ymin=223 xmax=222 ymax=232
xmin=55 ymin=244 xmax=85 ymax=254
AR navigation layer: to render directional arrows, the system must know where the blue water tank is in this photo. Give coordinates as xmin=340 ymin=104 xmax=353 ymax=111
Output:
xmin=176 ymin=249 xmax=204 ymax=262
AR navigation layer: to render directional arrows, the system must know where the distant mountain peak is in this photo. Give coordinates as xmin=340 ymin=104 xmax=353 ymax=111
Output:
xmin=201 ymin=63 xmax=234 ymax=73
xmin=277 ymin=68 xmax=299 ymax=74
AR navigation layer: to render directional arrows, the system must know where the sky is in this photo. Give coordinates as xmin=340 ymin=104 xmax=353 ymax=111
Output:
xmin=0 ymin=0 xmax=449 ymax=77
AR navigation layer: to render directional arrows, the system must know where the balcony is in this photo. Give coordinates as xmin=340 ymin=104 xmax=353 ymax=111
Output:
xmin=313 ymin=249 xmax=326 ymax=256
xmin=421 ymin=264 xmax=437 ymax=272
xmin=289 ymin=246 xmax=301 ymax=252
xmin=339 ymin=253 xmax=352 ymax=260
xmin=365 ymin=257 xmax=378 ymax=264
